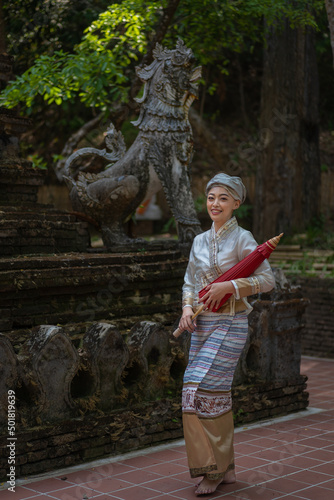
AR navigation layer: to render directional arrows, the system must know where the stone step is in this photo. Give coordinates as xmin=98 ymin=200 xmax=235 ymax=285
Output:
xmin=0 ymin=207 xmax=90 ymax=256
xmin=0 ymin=162 xmax=45 ymax=206
xmin=269 ymin=245 xmax=334 ymax=277
xmin=313 ymin=263 xmax=334 ymax=270
xmin=0 ymin=206 xmax=79 ymax=222
xmin=0 ymin=249 xmax=188 ymax=333
xmin=275 ymin=244 xmax=302 ymax=250
xmin=0 ymin=246 xmax=183 ymax=270
xmin=270 ymin=253 xmax=304 ymax=261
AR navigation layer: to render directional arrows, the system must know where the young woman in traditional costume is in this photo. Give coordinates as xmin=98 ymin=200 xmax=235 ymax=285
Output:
xmin=178 ymin=173 xmax=275 ymax=496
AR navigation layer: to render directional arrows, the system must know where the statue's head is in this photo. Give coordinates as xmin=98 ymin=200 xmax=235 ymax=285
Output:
xmin=135 ymin=39 xmax=202 ymax=110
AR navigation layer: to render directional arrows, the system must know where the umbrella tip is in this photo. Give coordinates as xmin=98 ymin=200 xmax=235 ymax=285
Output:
xmin=268 ymin=233 xmax=284 ymax=248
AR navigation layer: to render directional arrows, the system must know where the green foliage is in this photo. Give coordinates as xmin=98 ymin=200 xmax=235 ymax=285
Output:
xmin=303 ymin=215 xmax=334 ymax=250
xmin=3 ymin=0 xmax=112 ymax=73
xmin=194 ymin=194 xmax=207 ymax=213
xmin=235 ymin=203 xmax=251 ymax=221
xmin=285 ymin=214 xmax=334 ymax=250
xmin=52 ymin=153 xmax=65 ymax=164
xmin=286 ymin=254 xmax=315 ymax=275
xmin=167 ymin=0 xmax=323 ymax=68
xmin=161 ymin=217 xmax=176 ymax=234
xmin=284 ymin=252 xmax=334 ymax=277
xmin=0 ymin=0 xmax=323 ymax=115
xmin=120 ymin=119 xmax=140 ymax=147
xmin=1 ymin=1 xmax=165 ymax=112
xmin=233 ymin=407 xmax=248 ymax=423
xmin=28 ymin=154 xmax=48 ymax=170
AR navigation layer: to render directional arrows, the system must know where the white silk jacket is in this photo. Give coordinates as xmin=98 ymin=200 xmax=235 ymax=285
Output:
xmin=182 ymin=217 xmax=276 ymax=315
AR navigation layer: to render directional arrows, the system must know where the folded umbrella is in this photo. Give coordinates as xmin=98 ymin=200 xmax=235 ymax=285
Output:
xmin=173 ymin=233 xmax=283 ymax=338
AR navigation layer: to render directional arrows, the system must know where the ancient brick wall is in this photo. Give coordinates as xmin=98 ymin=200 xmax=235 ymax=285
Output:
xmin=0 ymin=247 xmax=185 ymax=334
xmin=292 ymin=277 xmax=334 ymax=358
xmin=0 ymin=269 xmax=309 ymax=480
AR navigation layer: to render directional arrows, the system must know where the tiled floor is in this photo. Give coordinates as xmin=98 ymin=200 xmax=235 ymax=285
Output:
xmin=2 ymin=356 xmax=334 ymax=500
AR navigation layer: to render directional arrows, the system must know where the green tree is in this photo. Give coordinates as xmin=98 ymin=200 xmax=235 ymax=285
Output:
xmin=0 ymin=0 xmax=328 ymax=238
xmin=1 ymin=0 xmax=323 ymax=113
xmin=2 ymin=0 xmax=111 ymax=72
xmin=1 ymin=1 xmax=173 ymax=112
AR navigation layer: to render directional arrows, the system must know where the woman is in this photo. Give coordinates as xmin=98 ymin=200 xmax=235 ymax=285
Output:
xmin=179 ymin=172 xmax=275 ymax=496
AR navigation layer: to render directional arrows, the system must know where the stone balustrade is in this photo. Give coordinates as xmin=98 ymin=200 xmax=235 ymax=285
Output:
xmin=0 ymin=269 xmax=309 ymax=480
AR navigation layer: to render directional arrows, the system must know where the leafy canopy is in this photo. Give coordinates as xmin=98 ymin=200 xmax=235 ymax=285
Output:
xmin=171 ymin=0 xmax=323 ymax=66
xmin=1 ymin=0 xmax=165 ymax=111
xmin=0 ymin=0 xmax=324 ymax=113
xmin=2 ymin=0 xmax=112 ymax=72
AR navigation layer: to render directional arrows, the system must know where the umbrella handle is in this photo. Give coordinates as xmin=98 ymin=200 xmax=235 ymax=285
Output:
xmin=172 ymin=304 xmax=205 ymax=338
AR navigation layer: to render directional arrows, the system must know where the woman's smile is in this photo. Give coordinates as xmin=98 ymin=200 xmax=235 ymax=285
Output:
xmin=206 ymin=186 xmax=240 ymax=230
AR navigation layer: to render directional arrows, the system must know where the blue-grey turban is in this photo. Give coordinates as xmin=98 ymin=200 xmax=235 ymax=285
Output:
xmin=206 ymin=173 xmax=246 ymax=204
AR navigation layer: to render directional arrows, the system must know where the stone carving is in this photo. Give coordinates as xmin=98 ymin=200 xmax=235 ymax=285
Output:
xmin=233 ymin=268 xmax=308 ymax=385
xmin=0 ymin=271 xmax=310 ymax=482
xmin=83 ymin=323 xmax=129 ymax=411
xmin=125 ymin=321 xmax=173 ymax=400
xmin=21 ymin=325 xmax=79 ymax=420
xmin=63 ymin=40 xmax=202 ymax=248
xmin=0 ymin=335 xmax=18 ymax=425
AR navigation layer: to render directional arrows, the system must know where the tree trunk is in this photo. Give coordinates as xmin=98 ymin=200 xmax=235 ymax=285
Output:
xmin=0 ymin=0 xmax=6 ymax=53
xmin=253 ymin=19 xmax=320 ymax=241
xmin=189 ymin=108 xmax=227 ymax=170
xmin=325 ymin=0 xmax=334 ymax=67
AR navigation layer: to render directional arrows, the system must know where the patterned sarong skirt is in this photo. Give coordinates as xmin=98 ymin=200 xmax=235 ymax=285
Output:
xmin=182 ymin=311 xmax=248 ymax=479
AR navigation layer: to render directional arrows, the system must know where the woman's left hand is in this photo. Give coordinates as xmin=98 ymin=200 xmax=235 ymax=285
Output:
xmin=200 ymin=281 xmax=234 ymax=311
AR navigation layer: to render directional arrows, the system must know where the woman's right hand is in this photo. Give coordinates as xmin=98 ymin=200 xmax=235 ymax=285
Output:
xmin=179 ymin=306 xmax=196 ymax=333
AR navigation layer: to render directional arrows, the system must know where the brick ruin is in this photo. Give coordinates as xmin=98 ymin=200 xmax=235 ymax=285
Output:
xmin=292 ymin=276 xmax=334 ymax=358
xmin=0 ymin=271 xmax=309 ymax=480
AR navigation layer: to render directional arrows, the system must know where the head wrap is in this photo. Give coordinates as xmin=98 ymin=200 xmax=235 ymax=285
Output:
xmin=206 ymin=172 xmax=246 ymax=204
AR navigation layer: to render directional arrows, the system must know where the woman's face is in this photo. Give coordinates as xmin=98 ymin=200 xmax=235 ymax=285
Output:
xmin=207 ymin=186 xmax=240 ymax=229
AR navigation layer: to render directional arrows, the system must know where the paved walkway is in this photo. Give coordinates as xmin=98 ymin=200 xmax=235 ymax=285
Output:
xmin=2 ymin=356 xmax=334 ymax=500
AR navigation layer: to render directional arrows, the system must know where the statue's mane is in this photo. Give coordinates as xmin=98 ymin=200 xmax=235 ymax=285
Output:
xmin=136 ymin=39 xmax=193 ymax=83
xmin=132 ymin=40 xmax=195 ymax=133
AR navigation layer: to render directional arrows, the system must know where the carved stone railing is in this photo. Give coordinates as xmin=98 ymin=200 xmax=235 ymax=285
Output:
xmin=0 ymin=269 xmax=309 ymax=480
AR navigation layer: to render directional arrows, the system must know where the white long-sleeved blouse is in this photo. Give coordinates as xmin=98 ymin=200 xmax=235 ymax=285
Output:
xmin=182 ymin=217 xmax=276 ymax=315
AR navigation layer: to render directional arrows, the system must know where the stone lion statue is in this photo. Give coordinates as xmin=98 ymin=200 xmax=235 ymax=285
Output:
xmin=63 ymin=39 xmax=202 ymax=248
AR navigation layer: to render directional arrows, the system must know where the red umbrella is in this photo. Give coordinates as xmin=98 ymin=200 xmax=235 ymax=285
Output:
xmin=173 ymin=233 xmax=283 ymax=338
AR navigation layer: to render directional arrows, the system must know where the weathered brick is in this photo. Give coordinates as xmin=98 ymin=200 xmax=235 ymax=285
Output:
xmin=292 ymin=277 xmax=334 ymax=358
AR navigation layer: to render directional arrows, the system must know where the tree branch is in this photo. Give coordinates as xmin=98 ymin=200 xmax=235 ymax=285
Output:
xmin=55 ymin=0 xmax=181 ymax=180
xmin=54 ymin=112 xmax=104 ymax=181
